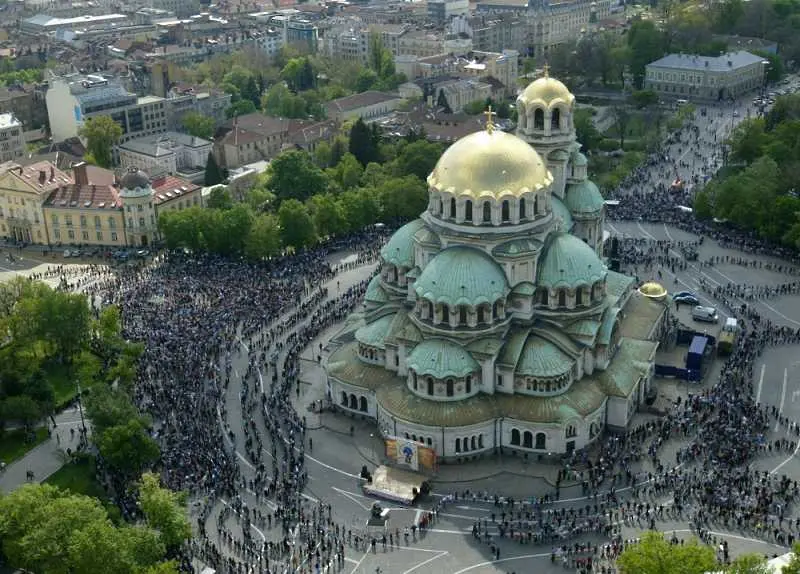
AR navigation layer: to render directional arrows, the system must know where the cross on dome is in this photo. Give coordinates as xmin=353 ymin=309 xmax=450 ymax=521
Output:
xmin=483 ymin=106 xmax=496 ymax=134
xmin=543 ymin=63 xmax=550 ymax=78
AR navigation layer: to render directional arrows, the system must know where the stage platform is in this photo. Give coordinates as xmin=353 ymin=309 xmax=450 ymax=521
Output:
xmin=361 ymin=465 xmax=429 ymax=505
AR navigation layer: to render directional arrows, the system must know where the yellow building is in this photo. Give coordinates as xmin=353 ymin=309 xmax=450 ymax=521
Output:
xmin=42 ymin=178 xmax=127 ymax=247
xmin=0 ymin=161 xmax=72 ymax=244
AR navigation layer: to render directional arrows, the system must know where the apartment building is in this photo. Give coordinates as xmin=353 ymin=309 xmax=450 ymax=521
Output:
xmin=117 ymin=132 xmax=212 ymax=180
xmin=164 ymin=87 xmax=231 ymax=130
xmin=0 ymin=114 xmax=25 ymax=164
xmin=42 ymin=180 xmax=126 ymax=247
xmin=214 ymin=114 xmax=290 ymax=169
xmin=645 ymin=51 xmax=767 ymax=100
xmin=0 ymin=84 xmax=48 ymax=130
xmin=428 ymin=0 xmax=470 ymax=24
xmin=46 ymin=74 xmax=168 ymax=143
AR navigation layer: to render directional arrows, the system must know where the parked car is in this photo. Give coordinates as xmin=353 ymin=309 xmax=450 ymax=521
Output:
xmin=62 ymin=249 xmax=72 ymax=258
xmin=673 ymin=291 xmax=700 ymax=306
xmin=136 ymin=249 xmax=150 ymax=258
xmin=692 ymin=305 xmax=719 ymax=323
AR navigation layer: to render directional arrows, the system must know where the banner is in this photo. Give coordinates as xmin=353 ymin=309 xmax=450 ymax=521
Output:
xmin=385 ymin=437 xmax=437 ymax=472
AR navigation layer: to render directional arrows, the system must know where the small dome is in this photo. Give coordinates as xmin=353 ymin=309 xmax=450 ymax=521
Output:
xmin=428 ymin=129 xmax=552 ymax=200
xmin=408 ymin=338 xmax=478 ymax=379
xmin=120 ymin=166 xmax=150 ymax=190
xmin=551 ymin=196 xmax=574 ymax=231
xmin=516 ymin=335 xmax=574 ymax=378
xmin=519 ymin=76 xmax=575 ymax=108
xmin=572 ymin=151 xmax=588 ymax=167
xmin=638 ymin=282 xmax=667 ymax=301
xmin=565 ymin=180 xmax=604 ymax=215
xmin=381 ymin=219 xmax=424 ymax=268
xmin=355 ymin=313 xmax=395 ymax=350
xmin=364 ymin=275 xmax=389 ymax=304
xmin=538 ymin=232 xmax=607 ymax=289
xmin=415 ymin=245 xmax=509 ymax=307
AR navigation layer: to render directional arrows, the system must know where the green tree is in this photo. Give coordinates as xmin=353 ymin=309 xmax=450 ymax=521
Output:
xmin=206 ymin=186 xmax=234 ymax=209
xmin=630 ymin=89 xmax=659 ymax=109
xmin=313 ymin=140 xmax=333 ymax=168
xmin=573 ymin=108 xmax=602 ymax=153
xmin=0 ymin=395 xmax=41 ymax=432
xmin=181 ymin=112 xmax=214 ymax=139
xmin=309 ymin=194 xmax=347 ymax=238
xmin=137 ymin=473 xmax=192 ymax=550
xmin=204 ymin=153 xmax=225 ymax=186
xmin=267 ymin=150 xmax=328 ymax=201
xmin=244 ymin=213 xmax=281 ymax=261
xmin=627 ymin=20 xmax=665 ymax=89
xmin=261 ymin=83 xmax=308 ymax=119
xmin=725 ymin=552 xmax=771 ymax=574
xmin=729 ymin=118 xmax=769 ymax=164
xmin=97 ymin=418 xmax=160 ymax=479
xmin=692 ymin=189 xmax=714 ymax=219
xmin=349 ymin=118 xmax=380 ymax=166
xmin=616 ymin=532 xmax=717 ymax=574
xmin=226 ymin=100 xmax=257 ymax=119
xmin=78 ymin=116 xmax=122 ymax=169
xmin=84 ymin=385 xmax=141 ymax=435
xmin=330 ymin=152 xmax=363 ymax=190
xmin=278 ymin=199 xmax=316 ymax=248
xmin=392 ymin=140 xmax=442 ymax=180
xmin=281 ymin=57 xmax=315 ymax=92
xmin=339 ymin=188 xmax=381 ymax=231
xmin=379 ymin=175 xmax=428 ymax=220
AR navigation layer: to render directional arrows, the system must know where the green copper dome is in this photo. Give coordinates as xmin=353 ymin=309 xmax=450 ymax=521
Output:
xmin=415 ymin=246 xmax=509 ymax=306
xmin=381 ymin=219 xmax=424 ymax=268
xmin=572 ymin=151 xmax=588 ymax=167
xmin=551 ymin=195 xmax=574 ymax=231
xmin=407 ymin=338 xmax=479 ymax=379
xmin=516 ymin=335 xmax=574 ymax=378
xmin=355 ymin=313 xmax=395 ymax=349
xmin=365 ymin=275 xmax=389 ymax=304
xmin=537 ymin=232 xmax=607 ymax=289
xmin=565 ymin=179 xmax=604 ymax=215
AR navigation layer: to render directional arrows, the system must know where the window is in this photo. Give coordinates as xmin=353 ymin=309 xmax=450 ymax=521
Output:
xmin=534 ymin=108 xmax=544 ymax=130
xmin=412 ymin=373 xmax=418 ymax=390
xmin=501 ymin=200 xmax=510 ymax=222
xmin=450 ymin=198 xmax=456 ymax=218
xmin=523 ymin=431 xmax=533 ymax=448
xmin=67 ymin=229 xmax=74 ymax=239
xmin=96 ymin=231 xmax=103 ymax=241
xmin=482 ymin=201 xmax=491 ymax=223
xmin=511 ymin=429 xmax=521 ymax=445
xmin=455 ymin=438 xmax=461 ymax=453
xmin=111 ymin=232 xmax=118 ymax=242
xmin=94 ymin=216 xmax=101 ymax=228
xmin=138 ymin=217 xmax=145 ymax=227
xmin=558 ymin=290 xmax=566 ymax=307
xmin=535 ymin=432 xmax=546 ymax=450
xmin=359 ymin=396 xmax=367 ymax=412
xmin=442 ymin=305 xmax=450 ymax=324
xmin=540 ymin=289 xmax=549 ymax=305
xmin=477 ymin=306 xmax=486 ymax=324
xmin=446 ymin=379 xmax=453 ymax=397
xmin=551 ymin=107 xmax=561 ymax=130
xmin=427 ymin=377 xmax=434 ymax=396
xmin=459 ymin=306 xmax=467 ymax=325
xmin=519 ymin=198 xmax=526 ymax=219
xmin=109 ymin=217 xmax=116 ymax=229
xmin=65 ymin=215 xmax=72 ymax=226
xmin=80 ymin=215 xmax=87 ymax=227
xmin=137 ymin=204 xmax=143 ymax=212
xmin=464 ymin=200 xmax=472 ymax=222
xmin=533 ymin=195 xmax=539 ymax=214
xmin=82 ymin=230 xmax=89 ymax=240
xmin=128 ymin=217 xmax=133 ymax=228
xmin=566 ymin=425 xmax=577 ymax=438
xmin=466 ymin=376 xmax=472 ymax=394
xmin=54 ymin=229 xmax=60 ymax=240
xmin=497 ymin=374 xmax=503 ymax=387
xmin=471 ymin=436 xmax=477 ymax=451
xmin=576 ymin=289 xmax=583 ymax=306
xmin=478 ymin=435 xmax=484 ymax=449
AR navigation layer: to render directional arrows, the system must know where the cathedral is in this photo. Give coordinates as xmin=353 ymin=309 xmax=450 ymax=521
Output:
xmin=326 ymin=72 xmax=666 ymax=462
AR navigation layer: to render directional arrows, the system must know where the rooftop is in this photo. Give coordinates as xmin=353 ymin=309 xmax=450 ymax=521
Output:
xmin=151 ymin=174 xmax=201 ymax=205
xmin=43 ymin=183 xmax=122 ymax=210
xmin=648 ymin=50 xmax=765 ymax=72
xmin=326 ymin=91 xmax=402 ymax=114
xmin=2 ymin=161 xmax=72 ymax=194
xmin=0 ymin=113 xmax=21 ymax=129
xmin=119 ymin=131 xmax=212 ymax=157
xmin=24 ymin=13 xmax=128 ymax=27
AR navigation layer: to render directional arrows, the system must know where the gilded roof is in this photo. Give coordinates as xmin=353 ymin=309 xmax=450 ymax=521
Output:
xmin=638 ymin=281 xmax=668 ymax=301
xmin=381 ymin=219 xmax=424 ymax=268
xmin=415 ymin=246 xmax=509 ymax=306
xmin=365 ymin=275 xmax=389 ymax=304
xmin=516 ymin=335 xmax=574 ymax=378
xmin=565 ymin=179 xmax=604 ymax=215
xmin=355 ymin=313 xmax=395 ymax=350
xmin=551 ymin=195 xmax=574 ymax=231
xmin=427 ymin=129 xmax=553 ymax=200
xmin=407 ymin=338 xmax=479 ymax=379
xmin=519 ymin=76 xmax=575 ymax=108
xmin=537 ymin=233 xmax=607 ymax=289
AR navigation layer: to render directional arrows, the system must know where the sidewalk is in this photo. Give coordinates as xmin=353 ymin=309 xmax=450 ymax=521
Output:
xmin=0 ymin=408 xmax=89 ymax=494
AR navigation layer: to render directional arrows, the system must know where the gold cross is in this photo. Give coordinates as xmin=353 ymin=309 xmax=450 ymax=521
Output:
xmin=543 ymin=63 xmax=550 ymax=78
xmin=484 ymin=105 xmax=496 ymax=133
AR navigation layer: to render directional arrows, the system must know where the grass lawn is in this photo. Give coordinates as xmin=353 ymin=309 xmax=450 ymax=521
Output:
xmin=45 ymin=455 xmax=106 ymax=500
xmin=0 ymin=427 xmax=49 ymax=464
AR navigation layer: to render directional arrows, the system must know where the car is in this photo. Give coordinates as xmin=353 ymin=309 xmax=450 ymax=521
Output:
xmin=692 ymin=305 xmax=719 ymax=323
xmin=136 ymin=249 xmax=150 ymax=258
xmin=673 ymin=291 xmax=700 ymax=306
xmin=63 ymin=249 xmax=72 ymax=258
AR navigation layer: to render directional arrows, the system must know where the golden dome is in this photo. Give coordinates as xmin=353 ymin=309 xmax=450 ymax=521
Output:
xmin=427 ymin=129 xmax=553 ymax=199
xmin=519 ymin=76 xmax=575 ymax=108
xmin=638 ymin=282 xmax=668 ymax=301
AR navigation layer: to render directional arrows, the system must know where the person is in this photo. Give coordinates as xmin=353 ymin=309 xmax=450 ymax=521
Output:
xmin=309 ymin=438 xmax=313 ymax=452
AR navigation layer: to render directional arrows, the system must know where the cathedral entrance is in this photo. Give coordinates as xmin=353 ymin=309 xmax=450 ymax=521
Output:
xmin=566 ymin=440 xmax=575 ymax=454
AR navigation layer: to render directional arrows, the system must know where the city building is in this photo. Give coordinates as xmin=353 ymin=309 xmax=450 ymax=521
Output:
xmin=645 ymin=51 xmax=767 ymax=100
xmin=213 ymin=114 xmax=290 ymax=170
xmin=147 ymin=0 xmax=201 ymax=18
xmin=117 ymin=131 xmax=212 ymax=181
xmin=427 ymin=0 xmax=470 ymax=24
xmin=164 ymin=87 xmax=231 ymax=130
xmin=401 ymin=78 xmax=493 ymax=113
xmin=0 ymin=161 xmax=72 ymax=244
xmin=42 ymin=163 xmax=126 ymax=247
xmin=46 ymin=73 xmax=168 ymax=143
xmin=325 ymin=73 xmax=665 ymax=460
xmin=325 ymin=91 xmax=404 ymax=122
xmin=21 ymin=13 xmax=129 ymax=34
xmin=151 ymin=173 xmax=203 ymax=215
xmin=118 ymin=167 xmax=158 ymax=247
xmin=0 ymin=114 xmax=25 ymax=163
xmin=0 ymin=84 xmax=48 ymax=130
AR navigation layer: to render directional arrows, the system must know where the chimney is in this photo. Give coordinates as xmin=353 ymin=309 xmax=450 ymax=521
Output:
xmin=38 ymin=170 xmax=46 ymax=184
xmin=74 ymin=162 xmax=89 ymax=186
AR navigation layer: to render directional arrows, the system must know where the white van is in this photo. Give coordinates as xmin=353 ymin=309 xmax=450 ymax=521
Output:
xmin=692 ymin=305 xmax=719 ymax=323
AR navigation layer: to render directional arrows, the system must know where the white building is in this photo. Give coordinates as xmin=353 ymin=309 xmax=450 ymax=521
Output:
xmin=117 ymin=132 xmax=212 ymax=180
xmin=21 ymin=13 xmax=129 ymax=34
xmin=0 ymin=114 xmax=25 ymax=163
xmin=46 ymin=74 xmax=168 ymax=143
xmin=428 ymin=0 xmax=470 ymax=24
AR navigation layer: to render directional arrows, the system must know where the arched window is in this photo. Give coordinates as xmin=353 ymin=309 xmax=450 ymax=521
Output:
xmin=478 ymin=434 xmax=484 ymax=449
xmin=566 ymin=425 xmax=576 ymax=438
xmin=442 ymin=305 xmax=450 ymax=324
xmin=483 ymin=201 xmax=492 ymax=223
xmin=349 ymin=394 xmax=357 ymax=409
xmin=427 ymin=300 xmax=434 ymax=320
xmin=511 ymin=429 xmax=521 ymax=445
xmin=501 ymin=200 xmax=510 ymax=222
xmin=465 ymin=200 xmax=473 ymax=222
xmin=459 ymin=306 xmax=467 ymax=325
xmin=590 ymin=422 xmax=599 ymax=438
xmin=438 ymin=199 xmax=443 ymax=214
xmin=519 ymin=198 xmax=526 ymax=220
xmin=412 ymin=434 xmax=417 ymax=442
xmin=523 ymin=431 xmax=533 ymax=448
xmin=471 ymin=436 xmax=477 ymax=451
xmin=492 ymin=301 xmax=501 ymax=319
xmin=450 ymin=198 xmax=456 ymax=218
xmin=427 ymin=377 xmax=434 ymax=396
xmin=341 ymin=391 xmax=348 ymax=406
xmin=533 ymin=195 xmax=539 ymax=215
xmin=466 ymin=376 xmax=472 ymax=394
xmin=534 ymin=108 xmax=544 ymax=130
xmin=427 ymin=437 xmax=432 ymax=446
xmin=535 ymin=432 xmax=546 ymax=450
xmin=412 ymin=372 xmax=418 ymax=390
xmin=455 ymin=438 xmax=461 ymax=453
xmin=477 ymin=306 xmax=486 ymax=324
xmin=558 ymin=290 xmax=566 ymax=307
xmin=576 ymin=288 xmax=583 ymax=306
xmin=540 ymin=289 xmax=549 ymax=306
xmin=551 ymin=107 xmax=561 ymax=130
xmin=359 ymin=396 xmax=368 ymax=412
xmin=446 ymin=379 xmax=454 ymax=397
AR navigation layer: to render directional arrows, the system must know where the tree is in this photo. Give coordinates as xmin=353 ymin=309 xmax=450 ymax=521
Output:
xmin=313 ymin=140 xmax=333 ymax=168
xmin=281 ymin=57 xmax=315 ymax=92
xmin=725 ymin=553 xmax=771 ymax=574
xmin=392 ymin=140 xmax=442 ymax=181
xmin=204 ymin=153 xmax=225 ymax=186
xmin=616 ymin=532 xmax=717 ymax=574
xmin=630 ymin=89 xmax=659 ymax=109
xmin=225 ymin=100 xmax=257 ymax=119
xmin=349 ymin=118 xmax=380 ymax=166
xmin=627 ymin=20 xmax=665 ymax=89
xmin=206 ymin=186 xmax=234 ymax=210
xmin=78 ymin=116 xmax=122 ymax=169
xmin=97 ymin=418 xmax=160 ymax=479
xmin=610 ymin=105 xmax=632 ymax=149
xmin=309 ymin=194 xmax=346 ymax=238
xmin=378 ymin=176 xmax=428 ymax=221
xmin=84 ymin=385 xmax=141 ymax=435
xmin=267 ymin=150 xmax=328 ymax=201
xmin=244 ymin=213 xmax=281 ymax=261
xmin=181 ymin=112 xmax=214 ymax=139
xmin=277 ymin=199 xmax=316 ymax=248
xmin=573 ymin=108 xmax=602 ymax=153
xmin=330 ymin=152 xmax=363 ymax=190
xmin=138 ymin=473 xmax=192 ymax=550
xmin=261 ymin=83 xmax=308 ymax=119
xmin=729 ymin=118 xmax=769 ymax=164
xmin=0 ymin=395 xmax=41 ymax=431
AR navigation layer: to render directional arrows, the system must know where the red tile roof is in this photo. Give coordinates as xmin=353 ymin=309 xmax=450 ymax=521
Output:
xmin=43 ymin=184 xmax=122 ymax=210
xmin=151 ymin=174 xmax=200 ymax=205
xmin=6 ymin=161 xmax=73 ymax=194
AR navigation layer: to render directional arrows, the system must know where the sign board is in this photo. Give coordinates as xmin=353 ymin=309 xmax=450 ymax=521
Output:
xmin=385 ymin=437 xmax=437 ymax=472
